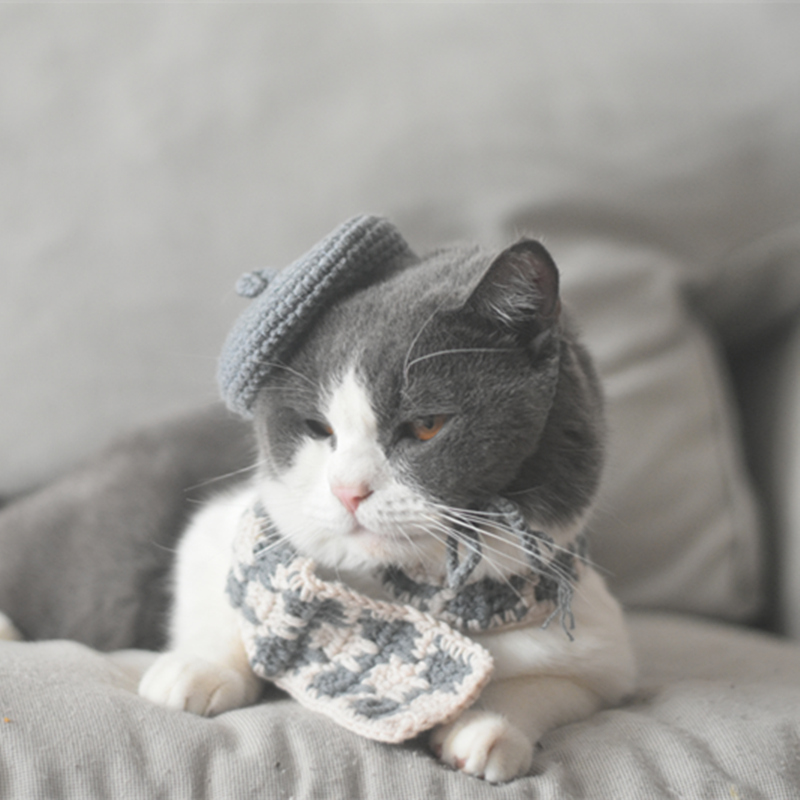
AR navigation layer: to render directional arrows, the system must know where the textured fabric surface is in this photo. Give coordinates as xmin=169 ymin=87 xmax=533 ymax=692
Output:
xmin=218 ymin=214 xmax=415 ymax=418
xmin=228 ymin=502 xmax=494 ymax=743
xmin=2 ymin=613 xmax=799 ymax=799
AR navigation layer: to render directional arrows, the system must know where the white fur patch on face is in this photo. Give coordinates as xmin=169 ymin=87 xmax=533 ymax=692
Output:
xmin=257 ymin=368 xmax=551 ymax=587
xmin=258 ymin=368 xmax=447 ymax=573
xmin=324 ymin=368 xmax=387 ymax=492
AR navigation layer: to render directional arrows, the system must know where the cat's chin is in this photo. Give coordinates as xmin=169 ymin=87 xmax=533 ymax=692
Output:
xmin=344 ymin=529 xmax=399 ymax=563
xmin=309 ymin=527 xmax=425 ymax=572
xmin=285 ymin=518 xmax=446 ymax=575
xmin=345 ymin=525 xmax=419 ymax=563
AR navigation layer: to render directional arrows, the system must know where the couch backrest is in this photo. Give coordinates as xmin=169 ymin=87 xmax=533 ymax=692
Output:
xmin=2 ymin=5 xmax=799 ymax=625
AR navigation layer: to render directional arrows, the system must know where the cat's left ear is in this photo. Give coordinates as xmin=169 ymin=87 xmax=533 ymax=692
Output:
xmin=467 ymin=239 xmax=561 ymax=348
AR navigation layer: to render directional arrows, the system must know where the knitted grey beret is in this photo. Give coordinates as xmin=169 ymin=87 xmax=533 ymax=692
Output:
xmin=218 ymin=215 xmax=417 ymax=418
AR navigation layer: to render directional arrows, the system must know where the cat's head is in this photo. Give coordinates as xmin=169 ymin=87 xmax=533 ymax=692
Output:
xmin=249 ymin=239 xmax=604 ymax=578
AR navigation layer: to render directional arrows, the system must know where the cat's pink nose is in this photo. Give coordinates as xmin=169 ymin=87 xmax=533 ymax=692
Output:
xmin=332 ymin=483 xmax=373 ymax=515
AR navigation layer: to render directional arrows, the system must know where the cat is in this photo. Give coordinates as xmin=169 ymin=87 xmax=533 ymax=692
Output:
xmin=137 ymin=234 xmax=635 ymax=783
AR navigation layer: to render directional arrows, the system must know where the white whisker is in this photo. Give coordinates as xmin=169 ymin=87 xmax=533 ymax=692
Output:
xmin=425 ymin=516 xmax=529 ymax=603
xmin=433 ymin=503 xmax=588 ymax=589
xmin=437 ymin=503 xmax=597 ymax=571
xmin=405 ymin=347 xmax=516 ymax=373
xmin=402 ymin=301 xmax=449 ymax=384
xmin=184 ymin=460 xmax=263 ymax=494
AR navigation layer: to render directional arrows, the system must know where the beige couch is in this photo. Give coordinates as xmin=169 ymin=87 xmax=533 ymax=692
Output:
xmin=2 ymin=6 xmax=800 ymax=797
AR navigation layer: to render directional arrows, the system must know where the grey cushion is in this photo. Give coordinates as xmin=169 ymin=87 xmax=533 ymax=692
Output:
xmin=2 ymin=613 xmax=799 ymax=799
xmin=0 ymin=405 xmax=253 ymax=649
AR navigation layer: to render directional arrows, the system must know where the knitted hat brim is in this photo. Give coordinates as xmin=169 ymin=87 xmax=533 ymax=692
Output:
xmin=218 ymin=215 xmax=417 ymax=418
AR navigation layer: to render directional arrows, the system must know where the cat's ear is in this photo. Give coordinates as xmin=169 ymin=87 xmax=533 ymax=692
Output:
xmin=467 ymin=239 xmax=561 ymax=347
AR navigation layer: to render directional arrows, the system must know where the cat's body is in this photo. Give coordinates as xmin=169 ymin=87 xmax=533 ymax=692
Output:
xmin=140 ymin=235 xmax=635 ymax=782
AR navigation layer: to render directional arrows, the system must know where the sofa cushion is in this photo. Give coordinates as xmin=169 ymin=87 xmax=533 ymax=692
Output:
xmin=1 ymin=612 xmax=799 ymax=799
xmin=555 ymin=239 xmax=761 ymax=620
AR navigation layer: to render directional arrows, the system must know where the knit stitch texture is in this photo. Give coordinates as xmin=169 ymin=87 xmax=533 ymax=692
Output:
xmin=227 ymin=503 xmax=495 ymax=743
xmin=226 ymin=500 xmax=585 ymax=743
xmin=218 ymin=215 xmax=416 ymax=418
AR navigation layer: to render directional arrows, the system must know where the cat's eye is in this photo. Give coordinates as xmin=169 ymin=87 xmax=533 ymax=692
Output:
xmin=409 ymin=415 xmax=449 ymax=442
xmin=305 ymin=419 xmax=334 ymax=440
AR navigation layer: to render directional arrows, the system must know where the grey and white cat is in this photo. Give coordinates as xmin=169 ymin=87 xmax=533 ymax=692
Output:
xmin=137 ymin=238 xmax=635 ymax=782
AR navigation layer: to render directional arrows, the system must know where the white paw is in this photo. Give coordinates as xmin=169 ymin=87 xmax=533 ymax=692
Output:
xmin=430 ymin=710 xmax=534 ymax=783
xmin=139 ymin=651 xmax=260 ymax=716
xmin=0 ymin=612 xmax=21 ymax=641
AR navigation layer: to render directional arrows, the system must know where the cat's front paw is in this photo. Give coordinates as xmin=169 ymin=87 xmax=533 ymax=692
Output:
xmin=139 ymin=651 xmax=261 ymax=716
xmin=0 ymin=612 xmax=21 ymax=641
xmin=430 ymin=710 xmax=534 ymax=783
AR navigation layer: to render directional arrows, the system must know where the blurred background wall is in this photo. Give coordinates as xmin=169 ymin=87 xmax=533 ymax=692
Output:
xmin=1 ymin=3 xmax=798 ymax=495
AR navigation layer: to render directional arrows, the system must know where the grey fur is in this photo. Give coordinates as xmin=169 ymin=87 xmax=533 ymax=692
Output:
xmin=253 ymin=233 xmax=604 ymax=537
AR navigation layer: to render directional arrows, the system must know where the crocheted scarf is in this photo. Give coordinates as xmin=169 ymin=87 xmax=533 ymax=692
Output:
xmin=226 ymin=499 xmax=585 ymax=743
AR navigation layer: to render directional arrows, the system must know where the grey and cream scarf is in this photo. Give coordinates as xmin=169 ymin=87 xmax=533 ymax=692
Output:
xmin=226 ymin=499 xmax=585 ymax=743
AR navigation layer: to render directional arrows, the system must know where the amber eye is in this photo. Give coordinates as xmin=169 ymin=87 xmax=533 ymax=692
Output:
xmin=410 ymin=415 xmax=449 ymax=442
xmin=305 ymin=419 xmax=334 ymax=440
